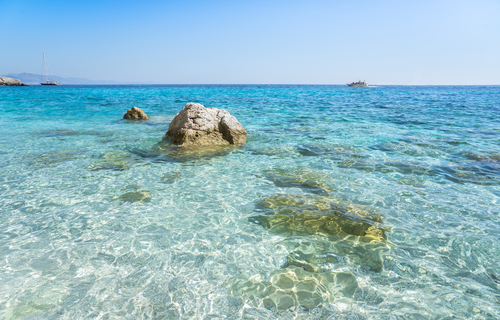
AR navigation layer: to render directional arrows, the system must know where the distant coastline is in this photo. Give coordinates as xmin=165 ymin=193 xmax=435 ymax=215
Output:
xmin=1 ymin=74 xmax=498 ymax=86
xmin=1 ymin=73 xmax=121 ymax=85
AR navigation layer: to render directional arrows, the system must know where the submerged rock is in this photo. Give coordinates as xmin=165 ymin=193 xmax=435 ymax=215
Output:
xmin=161 ymin=171 xmax=181 ymax=183
xmin=251 ymin=193 xmax=391 ymax=271
xmin=28 ymin=150 xmax=81 ymax=168
xmin=118 ymin=190 xmax=151 ymax=203
xmin=259 ymin=168 xmax=335 ymax=195
xmin=85 ymin=150 xmax=138 ymax=171
xmin=0 ymin=76 xmax=30 ymax=86
xmin=123 ymin=107 xmax=148 ymax=120
xmin=38 ymin=129 xmax=78 ymax=137
xmin=253 ymin=194 xmax=387 ymax=241
xmin=230 ymin=266 xmax=358 ymax=310
xmin=165 ymin=103 xmax=246 ymax=146
xmin=281 ymin=250 xmax=336 ymax=273
xmin=297 ymin=144 xmax=368 ymax=160
xmin=282 ymin=237 xmax=389 ymax=273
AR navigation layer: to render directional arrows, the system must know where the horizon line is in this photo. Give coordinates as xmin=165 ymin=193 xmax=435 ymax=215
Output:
xmin=21 ymin=83 xmax=500 ymax=86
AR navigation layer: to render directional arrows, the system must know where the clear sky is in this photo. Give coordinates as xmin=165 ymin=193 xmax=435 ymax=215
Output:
xmin=1 ymin=0 xmax=499 ymax=84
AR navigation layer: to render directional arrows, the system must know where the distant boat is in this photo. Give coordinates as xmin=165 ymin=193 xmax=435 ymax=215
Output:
xmin=347 ymin=80 xmax=368 ymax=87
xmin=40 ymin=54 xmax=59 ymax=85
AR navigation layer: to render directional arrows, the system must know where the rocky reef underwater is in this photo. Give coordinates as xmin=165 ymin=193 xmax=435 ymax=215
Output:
xmin=235 ymin=167 xmax=391 ymax=310
xmin=88 ymin=104 xmax=393 ymax=310
xmin=3 ymin=85 xmax=499 ymax=319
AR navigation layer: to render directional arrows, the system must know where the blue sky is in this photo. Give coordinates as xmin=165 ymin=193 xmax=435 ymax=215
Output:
xmin=1 ymin=0 xmax=499 ymax=84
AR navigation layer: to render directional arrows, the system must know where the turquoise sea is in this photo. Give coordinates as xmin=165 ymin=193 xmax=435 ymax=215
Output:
xmin=0 ymin=85 xmax=499 ymax=319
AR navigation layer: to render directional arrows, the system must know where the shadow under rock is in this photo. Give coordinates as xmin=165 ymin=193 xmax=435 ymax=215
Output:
xmin=128 ymin=139 xmax=242 ymax=163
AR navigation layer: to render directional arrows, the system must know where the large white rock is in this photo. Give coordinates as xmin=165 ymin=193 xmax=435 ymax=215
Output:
xmin=166 ymin=103 xmax=247 ymax=146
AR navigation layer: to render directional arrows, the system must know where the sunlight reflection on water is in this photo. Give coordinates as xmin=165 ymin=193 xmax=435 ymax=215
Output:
xmin=0 ymin=85 xmax=499 ymax=319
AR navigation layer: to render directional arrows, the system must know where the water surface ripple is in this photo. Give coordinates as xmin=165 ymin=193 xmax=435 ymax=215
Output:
xmin=0 ymin=85 xmax=499 ymax=319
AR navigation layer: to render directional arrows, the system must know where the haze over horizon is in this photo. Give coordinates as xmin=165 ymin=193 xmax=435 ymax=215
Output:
xmin=1 ymin=0 xmax=499 ymax=85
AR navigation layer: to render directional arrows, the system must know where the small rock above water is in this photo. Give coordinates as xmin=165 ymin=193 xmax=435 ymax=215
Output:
xmin=166 ymin=103 xmax=246 ymax=146
xmin=0 ymin=76 xmax=30 ymax=86
xmin=123 ymin=107 xmax=148 ymax=120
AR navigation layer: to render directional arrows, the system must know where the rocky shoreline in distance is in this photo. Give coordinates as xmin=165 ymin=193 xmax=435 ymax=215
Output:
xmin=0 ymin=76 xmax=30 ymax=86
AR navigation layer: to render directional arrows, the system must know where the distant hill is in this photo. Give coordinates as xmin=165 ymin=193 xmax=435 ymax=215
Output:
xmin=2 ymin=73 xmax=120 ymax=85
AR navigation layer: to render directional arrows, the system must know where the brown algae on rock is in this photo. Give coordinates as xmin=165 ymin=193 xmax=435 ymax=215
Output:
xmin=253 ymin=194 xmax=386 ymax=240
xmin=123 ymin=107 xmax=148 ymax=120
xmin=251 ymin=193 xmax=391 ymax=272
xmin=254 ymin=210 xmax=386 ymax=241
xmin=230 ymin=266 xmax=358 ymax=310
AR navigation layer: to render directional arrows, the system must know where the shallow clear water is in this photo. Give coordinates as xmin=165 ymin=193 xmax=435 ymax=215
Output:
xmin=0 ymin=85 xmax=499 ymax=319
